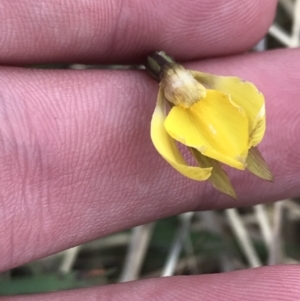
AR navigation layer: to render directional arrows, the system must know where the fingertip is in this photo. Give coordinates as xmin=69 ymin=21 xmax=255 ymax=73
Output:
xmin=0 ymin=0 xmax=277 ymax=64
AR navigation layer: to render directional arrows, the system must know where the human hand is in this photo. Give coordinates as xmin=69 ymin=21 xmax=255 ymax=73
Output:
xmin=1 ymin=0 xmax=300 ymax=300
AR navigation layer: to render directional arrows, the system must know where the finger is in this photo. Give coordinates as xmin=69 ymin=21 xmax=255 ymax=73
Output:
xmin=2 ymin=265 xmax=300 ymax=300
xmin=0 ymin=0 xmax=276 ymax=65
xmin=1 ymin=49 xmax=300 ymax=271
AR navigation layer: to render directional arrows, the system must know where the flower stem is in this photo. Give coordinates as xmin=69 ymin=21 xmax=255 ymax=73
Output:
xmin=145 ymin=52 xmax=176 ymax=82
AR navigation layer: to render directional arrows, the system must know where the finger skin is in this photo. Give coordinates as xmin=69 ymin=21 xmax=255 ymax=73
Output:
xmin=0 ymin=0 xmax=276 ymax=64
xmin=0 ymin=49 xmax=300 ymax=271
xmin=2 ymin=265 xmax=300 ymax=300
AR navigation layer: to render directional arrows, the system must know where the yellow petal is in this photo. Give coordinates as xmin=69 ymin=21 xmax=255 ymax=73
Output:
xmin=191 ymin=148 xmax=237 ymax=199
xmin=191 ymin=71 xmax=266 ymax=147
xmin=150 ymin=87 xmax=212 ymax=181
xmin=164 ymin=90 xmax=248 ymax=170
xmin=246 ymin=147 xmax=274 ymax=181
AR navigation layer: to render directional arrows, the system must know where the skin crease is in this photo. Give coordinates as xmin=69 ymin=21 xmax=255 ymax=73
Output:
xmin=1 ymin=0 xmax=300 ymax=300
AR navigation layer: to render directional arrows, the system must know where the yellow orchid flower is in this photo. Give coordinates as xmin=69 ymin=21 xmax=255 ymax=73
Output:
xmin=146 ymin=52 xmax=273 ymax=199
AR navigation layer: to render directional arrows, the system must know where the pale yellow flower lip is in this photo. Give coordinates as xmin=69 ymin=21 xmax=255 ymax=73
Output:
xmin=164 ymin=89 xmax=249 ymax=170
xmin=191 ymin=71 xmax=266 ymax=148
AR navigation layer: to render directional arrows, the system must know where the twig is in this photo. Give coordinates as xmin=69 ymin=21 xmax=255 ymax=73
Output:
xmin=253 ymin=205 xmax=272 ymax=249
xmin=284 ymin=199 xmax=300 ymax=220
xmin=59 ymin=246 xmax=81 ymax=274
xmin=225 ymin=209 xmax=262 ymax=268
xmin=269 ymin=24 xmax=292 ymax=46
xmin=268 ymin=201 xmax=285 ymax=265
xmin=119 ymin=223 xmax=155 ymax=282
xmin=279 ymin=0 xmax=295 ymax=17
xmin=291 ymin=0 xmax=300 ymax=46
xmin=161 ymin=212 xmax=194 ymax=277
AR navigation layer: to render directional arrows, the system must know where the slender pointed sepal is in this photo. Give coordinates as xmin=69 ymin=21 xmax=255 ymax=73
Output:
xmin=246 ymin=147 xmax=274 ymax=181
xmin=191 ymin=148 xmax=237 ymax=199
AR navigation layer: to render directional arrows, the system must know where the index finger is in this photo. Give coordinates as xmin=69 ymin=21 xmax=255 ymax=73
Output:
xmin=0 ymin=0 xmax=276 ymax=65
xmin=0 ymin=49 xmax=300 ymax=271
